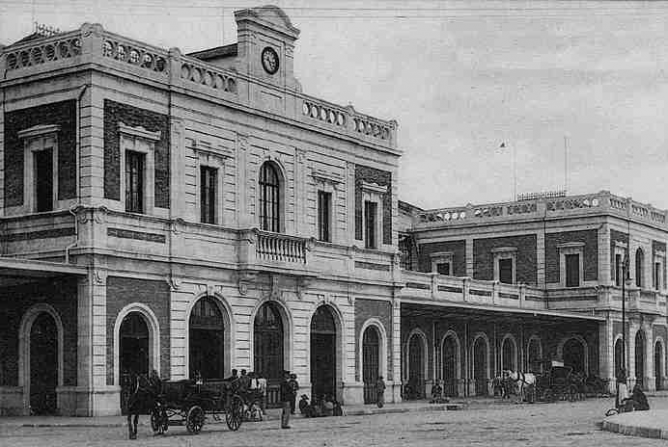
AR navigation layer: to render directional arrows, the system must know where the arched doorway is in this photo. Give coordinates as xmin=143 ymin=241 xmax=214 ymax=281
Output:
xmin=655 ymin=341 xmax=663 ymax=391
xmin=119 ymin=312 xmax=149 ymax=414
xmin=442 ymin=335 xmax=458 ymax=397
xmin=501 ymin=336 xmax=516 ymax=372
xmin=362 ymin=326 xmax=380 ymax=404
xmin=635 ymin=330 xmax=645 ymax=389
xmin=30 ymin=312 xmax=58 ymax=415
xmin=406 ymin=333 xmax=425 ymax=400
xmin=310 ymin=305 xmax=337 ymax=399
xmin=472 ymin=336 xmax=488 ymax=396
xmin=189 ymin=296 xmax=225 ymax=380
xmin=563 ymin=338 xmax=586 ymax=374
xmin=254 ymin=302 xmax=284 ymax=407
xmin=614 ymin=338 xmax=624 ymax=379
xmin=527 ymin=337 xmax=542 ymax=373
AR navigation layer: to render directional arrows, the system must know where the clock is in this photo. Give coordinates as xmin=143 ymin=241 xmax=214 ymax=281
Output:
xmin=261 ymin=47 xmax=279 ymax=75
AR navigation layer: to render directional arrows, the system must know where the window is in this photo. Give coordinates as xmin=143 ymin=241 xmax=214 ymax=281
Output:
xmin=318 ymin=191 xmax=332 ymax=242
xmin=200 ymin=166 xmax=217 ymax=224
xmin=125 ymin=151 xmax=144 ymax=213
xmin=654 ymin=261 xmax=663 ymax=291
xmin=636 ymin=248 xmax=645 ymax=288
xmin=34 ymin=148 xmax=54 ymax=212
xmin=615 ymin=254 xmax=623 ymax=287
xmin=18 ymin=125 xmax=60 ymax=213
xmin=364 ymin=201 xmax=377 ymax=249
xmin=259 ymin=162 xmax=280 ymax=232
xmin=436 ymin=262 xmax=451 ymax=276
xmin=118 ymin=123 xmax=160 ymax=215
xmin=498 ymin=258 xmax=513 ymax=284
xmin=565 ymin=253 xmax=580 ymax=287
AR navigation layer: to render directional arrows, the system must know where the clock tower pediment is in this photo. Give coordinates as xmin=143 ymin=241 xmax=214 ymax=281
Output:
xmin=234 ymin=5 xmax=301 ymax=90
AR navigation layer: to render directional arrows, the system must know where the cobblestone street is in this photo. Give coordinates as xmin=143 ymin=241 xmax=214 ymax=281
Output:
xmin=2 ymin=398 xmax=668 ymax=446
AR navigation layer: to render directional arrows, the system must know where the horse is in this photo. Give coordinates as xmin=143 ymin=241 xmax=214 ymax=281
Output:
xmin=502 ymin=369 xmax=537 ymax=403
xmin=126 ymin=371 xmax=163 ymax=440
xmin=492 ymin=374 xmax=515 ymax=399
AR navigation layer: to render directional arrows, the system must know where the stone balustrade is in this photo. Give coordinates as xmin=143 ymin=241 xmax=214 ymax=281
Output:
xmin=0 ymin=23 xmax=396 ymax=151
xmin=415 ymin=190 xmax=668 ymax=230
xmin=255 ymin=229 xmax=312 ymax=264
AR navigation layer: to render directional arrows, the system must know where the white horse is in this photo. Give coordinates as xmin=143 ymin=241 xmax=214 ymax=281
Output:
xmin=502 ymin=369 xmax=537 ymax=403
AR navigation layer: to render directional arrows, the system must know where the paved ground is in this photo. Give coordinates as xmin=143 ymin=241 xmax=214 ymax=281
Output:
xmin=603 ymin=409 xmax=668 ymax=439
xmin=2 ymin=397 xmax=668 ymax=446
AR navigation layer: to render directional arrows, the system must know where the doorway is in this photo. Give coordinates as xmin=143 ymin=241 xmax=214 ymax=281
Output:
xmin=310 ymin=305 xmax=337 ymax=399
xmin=30 ymin=313 xmax=58 ymax=415
xmin=119 ymin=312 xmax=149 ymax=414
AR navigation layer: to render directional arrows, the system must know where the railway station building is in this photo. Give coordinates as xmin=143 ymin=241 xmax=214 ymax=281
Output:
xmin=0 ymin=5 xmax=666 ymax=417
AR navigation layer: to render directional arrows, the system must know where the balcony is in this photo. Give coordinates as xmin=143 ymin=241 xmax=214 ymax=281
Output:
xmin=238 ymin=228 xmax=315 ymax=274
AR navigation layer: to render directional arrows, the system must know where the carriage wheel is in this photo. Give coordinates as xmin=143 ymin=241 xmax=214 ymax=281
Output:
xmin=248 ymin=400 xmax=263 ymax=422
xmin=186 ymin=405 xmax=205 ymax=435
xmin=226 ymin=395 xmax=244 ymax=431
xmin=151 ymin=406 xmax=168 ymax=434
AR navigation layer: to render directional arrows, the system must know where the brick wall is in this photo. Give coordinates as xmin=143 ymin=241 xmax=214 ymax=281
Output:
xmin=544 ymin=229 xmax=598 ymax=283
xmin=610 ymin=230 xmax=629 ymax=281
xmin=103 ymin=100 xmax=170 ymax=208
xmin=355 ymin=298 xmax=393 ymax=381
xmin=106 ymin=277 xmax=171 ymax=385
xmin=417 ymin=240 xmax=466 ymax=275
xmin=473 ymin=234 xmax=537 ymax=285
xmin=0 ymin=277 xmax=78 ymax=386
xmin=354 ymin=165 xmax=392 ymax=245
xmin=4 ymin=100 xmax=77 ymax=207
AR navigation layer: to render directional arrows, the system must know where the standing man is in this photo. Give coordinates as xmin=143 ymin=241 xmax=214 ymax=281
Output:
xmin=257 ymin=372 xmax=267 ymax=415
xmin=375 ymin=375 xmax=386 ymax=408
xmin=289 ymin=373 xmax=299 ymax=414
xmin=280 ymin=371 xmax=292 ymax=429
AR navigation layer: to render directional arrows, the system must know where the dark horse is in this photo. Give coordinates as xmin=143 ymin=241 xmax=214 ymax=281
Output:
xmin=126 ymin=370 xmax=163 ymax=440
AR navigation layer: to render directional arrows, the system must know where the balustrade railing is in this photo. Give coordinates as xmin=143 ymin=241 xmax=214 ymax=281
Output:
xmin=4 ymin=30 xmax=82 ymax=71
xmin=256 ymin=230 xmax=310 ymax=264
xmin=179 ymin=55 xmax=238 ymax=95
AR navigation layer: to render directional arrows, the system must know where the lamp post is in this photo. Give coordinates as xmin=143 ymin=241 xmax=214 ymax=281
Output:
xmin=621 ymin=256 xmax=630 ymax=377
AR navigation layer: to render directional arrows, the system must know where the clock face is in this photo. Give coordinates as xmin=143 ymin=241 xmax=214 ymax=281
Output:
xmin=261 ymin=47 xmax=279 ymax=75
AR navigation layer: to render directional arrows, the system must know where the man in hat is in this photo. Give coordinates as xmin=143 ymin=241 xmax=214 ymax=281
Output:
xmin=280 ymin=370 xmax=292 ymax=428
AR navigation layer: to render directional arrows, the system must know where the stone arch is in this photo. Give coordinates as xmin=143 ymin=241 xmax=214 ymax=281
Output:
xmin=18 ymin=303 xmax=65 ymax=414
xmin=471 ymin=332 xmax=491 ymax=395
xmin=113 ymin=303 xmax=161 ymax=386
xmin=305 ymin=300 xmax=346 ymax=401
xmin=440 ymin=330 xmax=461 ymax=396
xmin=526 ymin=335 xmax=543 ymax=373
xmin=185 ymin=292 xmax=234 ymax=380
xmin=250 ymin=297 xmax=293 ymax=377
xmin=557 ymin=335 xmax=589 ymax=374
xmin=404 ymin=328 xmax=428 ymax=383
xmin=655 ymin=337 xmax=665 ymax=390
xmin=501 ymin=333 xmax=518 ymax=372
xmin=359 ymin=318 xmax=388 ymax=380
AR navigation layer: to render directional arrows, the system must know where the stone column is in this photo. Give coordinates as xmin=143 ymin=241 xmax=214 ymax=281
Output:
xmin=599 ymin=316 xmax=616 ymax=393
xmin=628 ymin=321 xmax=639 ymax=390
xmin=644 ymin=321 xmax=655 ymax=391
xmin=391 ymin=298 xmax=402 ymax=403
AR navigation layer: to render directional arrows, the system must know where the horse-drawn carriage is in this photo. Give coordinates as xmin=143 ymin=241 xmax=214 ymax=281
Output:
xmin=150 ymin=379 xmax=246 ymax=435
xmin=534 ymin=363 xmax=585 ymax=402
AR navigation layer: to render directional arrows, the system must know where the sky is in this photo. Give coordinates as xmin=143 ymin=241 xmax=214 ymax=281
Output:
xmin=1 ymin=0 xmax=667 ymax=210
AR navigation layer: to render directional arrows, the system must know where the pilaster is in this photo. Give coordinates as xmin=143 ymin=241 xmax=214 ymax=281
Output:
xmin=465 ymin=237 xmax=474 ymax=278
xmin=536 ymin=230 xmax=545 ymax=286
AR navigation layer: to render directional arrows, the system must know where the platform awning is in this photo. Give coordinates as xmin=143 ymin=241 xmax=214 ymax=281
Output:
xmin=0 ymin=256 xmax=87 ymax=287
xmin=401 ymin=299 xmax=605 ymax=323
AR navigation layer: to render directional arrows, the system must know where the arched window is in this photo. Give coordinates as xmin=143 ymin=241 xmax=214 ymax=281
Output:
xmin=189 ymin=296 xmax=225 ymax=380
xmin=501 ymin=337 xmax=516 ymax=371
xmin=254 ymin=302 xmax=284 ymax=382
xmin=259 ymin=162 xmax=281 ymax=232
xmin=636 ymin=248 xmax=644 ymax=288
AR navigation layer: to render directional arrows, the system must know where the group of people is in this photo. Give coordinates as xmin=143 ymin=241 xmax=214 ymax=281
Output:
xmin=298 ymin=393 xmax=343 ymax=418
xmin=616 ymin=369 xmax=650 ymax=412
xmin=221 ymin=368 xmax=268 ymax=416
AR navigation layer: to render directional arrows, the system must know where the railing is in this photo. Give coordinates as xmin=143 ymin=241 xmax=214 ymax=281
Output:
xmin=415 ymin=190 xmax=668 ymax=229
xmin=1 ymin=23 xmax=396 ymax=150
xmin=256 ymin=230 xmax=311 ymax=264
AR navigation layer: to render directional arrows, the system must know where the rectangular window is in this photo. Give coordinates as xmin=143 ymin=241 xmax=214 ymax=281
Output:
xmin=615 ymin=254 xmax=622 ymax=287
xmin=34 ymin=148 xmax=53 ymax=212
xmin=200 ymin=166 xmax=217 ymax=224
xmin=654 ymin=262 xmax=662 ymax=291
xmin=125 ymin=151 xmax=144 ymax=213
xmin=498 ymin=258 xmax=513 ymax=284
xmin=364 ymin=201 xmax=377 ymax=249
xmin=318 ymin=191 xmax=332 ymax=242
xmin=565 ymin=253 xmax=580 ymax=287
xmin=436 ymin=262 xmax=451 ymax=276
